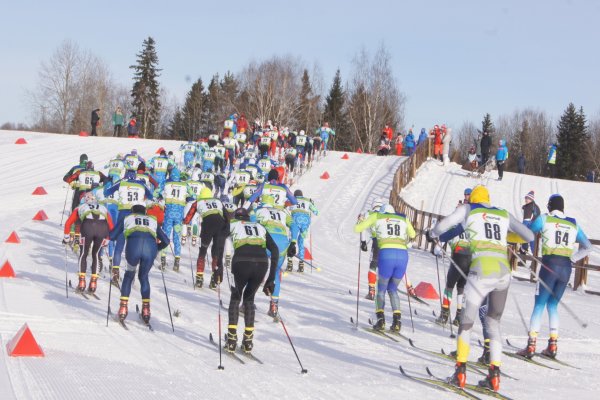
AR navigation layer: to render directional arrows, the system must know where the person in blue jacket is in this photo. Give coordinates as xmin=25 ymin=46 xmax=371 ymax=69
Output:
xmin=404 ymin=131 xmax=415 ymax=156
xmin=109 ymin=204 xmax=169 ymax=324
xmin=417 ymin=128 xmax=428 ymax=146
xmin=495 ymin=140 xmax=508 ymax=181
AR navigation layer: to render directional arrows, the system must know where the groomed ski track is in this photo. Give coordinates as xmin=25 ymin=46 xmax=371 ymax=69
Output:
xmin=0 ymin=131 xmax=599 ymax=400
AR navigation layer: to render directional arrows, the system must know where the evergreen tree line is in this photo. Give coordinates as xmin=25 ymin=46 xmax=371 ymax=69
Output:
xmin=453 ymin=104 xmax=599 ymax=181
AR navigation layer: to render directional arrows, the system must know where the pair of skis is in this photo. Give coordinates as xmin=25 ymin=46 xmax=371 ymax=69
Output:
xmin=208 ymin=333 xmax=263 ymax=365
xmin=115 ymin=304 xmax=154 ymax=332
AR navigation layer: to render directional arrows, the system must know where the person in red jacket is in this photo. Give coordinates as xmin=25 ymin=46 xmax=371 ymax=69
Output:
xmin=237 ymin=113 xmax=249 ymax=133
xmin=63 ymin=192 xmax=114 ymax=293
xmin=383 ymin=123 xmax=393 ymax=141
xmin=394 ymin=132 xmax=404 ymax=156
xmin=432 ymin=125 xmax=443 ymax=161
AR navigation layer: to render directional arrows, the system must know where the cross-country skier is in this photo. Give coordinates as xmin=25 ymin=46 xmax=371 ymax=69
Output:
xmin=246 ymin=169 xmax=297 ymax=210
xmin=354 ymin=203 xmax=416 ymax=333
xmin=160 ymin=168 xmax=189 ymax=271
xmin=516 ymin=194 xmax=592 ymax=359
xmin=360 ymin=199 xmax=383 ymax=300
xmin=226 ymin=207 xmax=279 ymax=353
xmin=180 ymin=141 xmax=197 ymax=169
xmin=429 ymin=185 xmax=534 ymax=392
xmin=286 ymin=189 xmax=319 ymax=273
xmin=63 ymin=192 xmax=114 ymax=293
xmin=110 ymin=204 xmax=169 ymax=323
xmin=63 ymin=153 xmax=88 ymax=212
xmin=183 ymin=187 xmax=228 ymax=289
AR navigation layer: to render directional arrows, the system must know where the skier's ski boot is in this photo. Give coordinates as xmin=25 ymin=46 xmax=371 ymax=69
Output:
xmin=141 ymin=299 xmax=151 ymax=324
xmin=448 ymin=362 xmax=467 ymax=388
xmin=111 ymin=267 xmax=120 ymax=287
xmin=242 ymin=329 xmax=254 ymax=353
xmin=407 ymin=284 xmax=417 ymax=298
xmin=195 ymin=273 xmax=204 ymax=288
xmin=160 ymin=254 xmax=167 ymax=271
xmin=267 ymin=299 xmax=279 ymax=320
xmin=390 ymin=311 xmax=402 ymax=333
xmin=286 ymin=258 xmax=293 ymax=272
xmin=76 ymin=273 xmax=86 ymax=292
xmin=517 ymin=336 xmax=537 ymax=359
xmin=173 ymin=256 xmax=180 ymax=272
xmin=452 ymin=308 xmax=462 ymax=327
xmin=88 ymin=274 xmax=98 ymax=293
xmin=365 ymin=285 xmax=375 ymax=300
xmin=478 ymin=340 xmax=491 ymax=365
xmin=478 ymin=365 xmax=501 ymax=392
xmin=373 ymin=311 xmax=385 ymax=331
xmin=541 ymin=337 xmax=557 ymax=358
xmin=181 ymin=235 xmax=187 ymax=245
xmin=209 ymin=274 xmax=218 ymax=289
xmin=226 ymin=327 xmax=237 ymax=353
xmin=297 ymin=260 xmax=304 ymax=273
xmin=118 ymin=298 xmax=128 ymax=321
xmin=191 ymin=236 xmax=198 ymax=247
xmin=435 ymin=307 xmax=450 ymax=325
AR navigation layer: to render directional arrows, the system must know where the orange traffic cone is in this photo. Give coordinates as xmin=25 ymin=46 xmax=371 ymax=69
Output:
xmin=6 ymin=323 xmax=44 ymax=357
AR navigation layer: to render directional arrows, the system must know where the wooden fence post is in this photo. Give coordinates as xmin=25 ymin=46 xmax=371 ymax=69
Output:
xmin=573 ymin=256 xmax=588 ymax=291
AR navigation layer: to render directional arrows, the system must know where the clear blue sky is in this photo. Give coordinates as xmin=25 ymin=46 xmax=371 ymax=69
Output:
xmin=1 ymin=0 xmax=599 ymax=130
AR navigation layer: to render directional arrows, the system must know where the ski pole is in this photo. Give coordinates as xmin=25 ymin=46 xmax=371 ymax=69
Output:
xmin=106 ymin=266 xmax=113 ymax=327
xmin=355 ymin=238 xmax=361 ymax=328
xmin=217 ymin=283 xmax=224 ymax=370
xmin=188 ymin=239 xmax=196 ymax=289
xmin=434 ymin=254 xmax=445 ymax=332
xmin=159 ymin=265 xmax=175 ymax=332
xmin=59 ymin=186 xmax=71 ymax=226
xmin=403 ymin=274 xmax=415 ymax=333
xmin=293 ymin=255 xmax=320 ymax=271
xmin=278 ymin=311 xmax=308 ymax=374
xmin=508 ymin=247 xmax=588 ymax=328
xmin=64 ymin=246 xmax=69 ymax=299
xmin=443 ymin=252 xmax=456 ymax=338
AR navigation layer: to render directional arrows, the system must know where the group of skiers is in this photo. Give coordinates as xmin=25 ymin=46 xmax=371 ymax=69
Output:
xmin=61 ymin=117 xmax=322 ymax=352
xmin=351 ymin=177 xmax=591 ymax=393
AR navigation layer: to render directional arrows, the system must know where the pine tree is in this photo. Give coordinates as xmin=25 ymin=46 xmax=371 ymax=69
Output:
xmin=481 ymin=113 xmax=494 ymax=134
xmin=167 ymin=107 xmax=185 ymax=140
xmin=297 ymin=69 xmax=313 ymax=132
xmin=130 ymin=37 xmax=162 ymax=138
xmin=206 ymin=74 xmax=221 ymax=136
xmin=181 ymin=78 xmax=206 ymax=140
xmin=220 ymin=71 xmax=239 ymax=114
xmin=323 ymin=69 xmax=348 ymax=149
xmin=556 ymin=103 xmax=589 ymax=180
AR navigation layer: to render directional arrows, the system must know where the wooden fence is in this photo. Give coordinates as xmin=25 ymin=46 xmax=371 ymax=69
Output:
xmin=387 ymin=139 xmax=598 ymax=292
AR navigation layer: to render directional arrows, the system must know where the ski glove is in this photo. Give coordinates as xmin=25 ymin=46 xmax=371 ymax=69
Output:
xmin=263 ymin=280 xmax=275 ymax=296
xmin=62 ymin=234 xmax=72 ymax=245
xmin=360 ymin=240 xmax=368 ymax=252
xmin=287 ymin=242 xmax=297 ymax=257
xmin=433 ymin=244 xmax=443 ymax=257
xmin=425 ymin=229 xmax=436 ymax=243
xmin=214 ymin=267 xmax=223 ymax=285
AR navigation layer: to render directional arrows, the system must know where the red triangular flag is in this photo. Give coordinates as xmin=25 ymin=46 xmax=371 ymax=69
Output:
xmin=32 ymin=186 xmax=47 ymax=195
xmin=341 ymin=153 xmax=349 ymax=159
xmin=15 ymin=138 xmax=27 ymax=144
xmin=5 ymin=231 xmax=20 ymax=243
xmin=33 ymin=210 xmax=48 ymax=221
xmin=6 ymin=323 xmax=44 ymax=357
xmin=414 ymin=282 xmax=439 ymax=300
xmin=304 ymin=248 xmax=312 ymax=261
xmin=0 ymin=260 xmax=16 ymax=278
xmin=320 ymin=172 xmax=330 ymax=179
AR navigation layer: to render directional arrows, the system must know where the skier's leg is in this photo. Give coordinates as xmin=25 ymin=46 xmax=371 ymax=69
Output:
xmin=486 ymin=275 xmax=510 ymax=366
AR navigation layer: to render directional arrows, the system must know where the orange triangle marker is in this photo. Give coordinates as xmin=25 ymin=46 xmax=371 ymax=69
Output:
xmin=356 ymin=148 xmax=363 ymax=154
xmin=5 ymin=231 xmax=20 ymax=244
xmin=15 ymin=138 xmax=27 ymax=144
xmin=32 ymin=186 xmax=47 ymax=195
xmin=320 ymin=172 xmax=330 ymax=179
xmin=414 ymin=282 xmax=439 ymax=300
xmin=303 ymin=248 xmax=313 ymax=261
xmin=0 ymin=260 xmax=16 ymax=278
xmin=33 ymin=210 xmax=48 ymax=221
xmin=341 ymin=153 xmax=349 ymax=159
xmin=6 ymin=323 xmax=44 ymax=357
xmin=78 ymin=131 xmax=89 ymax=136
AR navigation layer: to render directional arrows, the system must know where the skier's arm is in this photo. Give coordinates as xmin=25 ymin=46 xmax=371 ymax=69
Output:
xmin=63 ymin=209 xmax=79 ymax=235
xmin=265 ymin=232 xmax=279 ymax=282
xmin=528 ymin=214 xmax=545 ymax=234
xmin=431 ymin=204 xmax=470 ymax=238
xmin=283 ymin=185 xmax=298 ymax=205
xmin=63 ymin=166 xmax=76 ymax=182
xmin=406 ymin=219 xmax=416 ymax=240
xmin=438 ymin=224 xmax=464 ymax=243
xmin=156 ymin=225 xmax=170 ymax=251
xmin=147 ymin=175 xmax=159 ymax=189
xmin=143 ymin=185 xmax=154 ymax=200
xmin=309 ymin=201 xmax=319 ymax=216
xmin=109 ymin=217 xmax=124 ymax=241
xmin=508 ymin=214 xmax=534 ymax=243
xmin=183 ymin=202 xmax=198 ymax=225
xmin=246 ymin=183 xmax=265 ymax=205
xmin=104 ymin=181 xmax=120 ymax=196
xmin=572 ymin=227 xmax=593 ymax=263
xmin=354 ymin=213 xmax=377 ymax=233
xmin=65 ymin=170 xmax=81 ymax=184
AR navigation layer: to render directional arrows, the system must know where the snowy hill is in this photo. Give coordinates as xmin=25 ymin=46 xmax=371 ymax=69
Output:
xmin=0 ymin=131 xmax=599 ymax=400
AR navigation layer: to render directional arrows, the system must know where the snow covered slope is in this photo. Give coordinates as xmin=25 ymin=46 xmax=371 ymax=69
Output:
xmin=0 ymin=131 xmax=598 ymax=400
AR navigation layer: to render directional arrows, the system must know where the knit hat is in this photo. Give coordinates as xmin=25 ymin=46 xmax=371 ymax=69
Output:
xmin=267 ymin=169 xmax=279 ymax=182
xmin=548 ymin=194 xmax=564 ymax=212
xmin=79 ymin=153 xmax=88 ymax=163
xmin=525 ymin=191 xmax=535 ymax=201
xmin=470 ymin=185 xmax=490 ymax=204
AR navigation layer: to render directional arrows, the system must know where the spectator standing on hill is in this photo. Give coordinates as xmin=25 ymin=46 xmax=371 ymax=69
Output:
xmin=518 ymin=154 xmax=526 ymax=174
xmin=480 ymin=131 xmax=492 ymax=166
xmin=547 ymin=143 xmax=557 ymax=178
xmin=91 ymin=108 xmax=101 ymax=136
xmin=113 ymin=107 xmax=124 ymax=137
xmin=495 ymin=139 xmax=508 ymax=181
